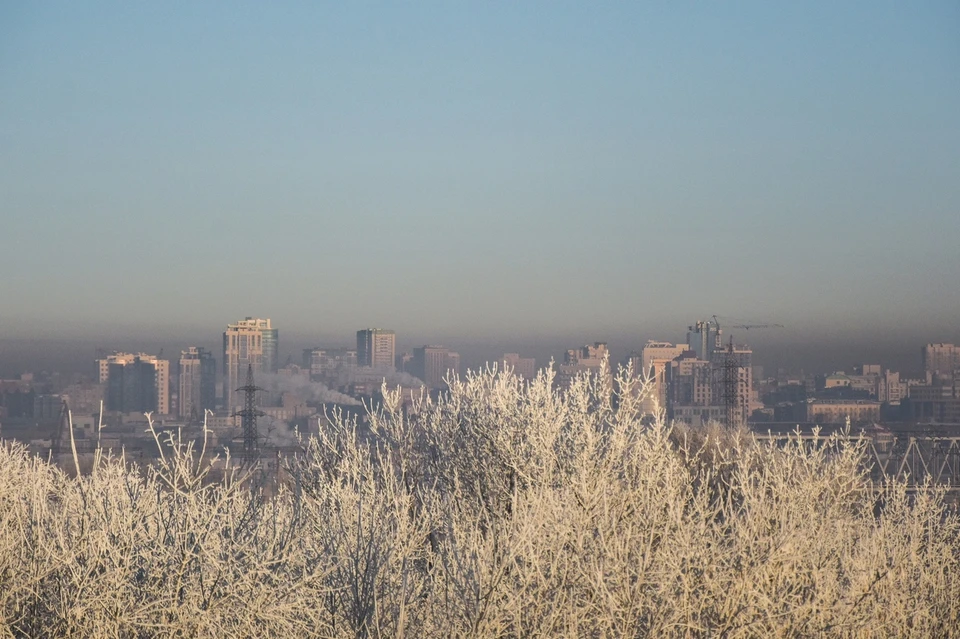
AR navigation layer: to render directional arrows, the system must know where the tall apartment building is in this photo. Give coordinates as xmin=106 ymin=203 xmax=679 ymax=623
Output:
xmin=357 ymin=329 xmax=396 ymax=370
xmin=178 ymin=347 xmax=216 ymax=419
xmin=638 ymin=341 xmax=688 ymax=414
xmin=923 ymin=343 xmax=960 ymax=378
xmin=713 ymin=343 xmax=754 ymax=426
xmin=687 ymin=320 xmax=722 ymax=361
xmin=667 ymin=352 xmax=714 ymax=408
xmin=414 ymin=346 xmax=461 ymax=388
xmin=98 ymin=352 xmax=170 ymax=415
xmin=502 ymin=353 xmax=536 ymax=381
xmin=223 ymin=318 xmax=278 ymax=413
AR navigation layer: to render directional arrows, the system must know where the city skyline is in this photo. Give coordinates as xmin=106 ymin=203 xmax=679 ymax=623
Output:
xmin=0 ymin=318 xmax=954 ymax=382
xmin=6 ymin=320 xmax=959 ymax=429
xmin=1 ymin=2 xmax=958 ymax=343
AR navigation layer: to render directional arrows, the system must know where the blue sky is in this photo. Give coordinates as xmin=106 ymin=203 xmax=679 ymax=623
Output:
xmin=2 ymin=1 xmax=958 ymax=349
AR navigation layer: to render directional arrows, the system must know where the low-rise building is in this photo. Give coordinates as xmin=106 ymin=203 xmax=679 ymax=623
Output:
xmin=806 ymin=399 xmax=881 ymax=425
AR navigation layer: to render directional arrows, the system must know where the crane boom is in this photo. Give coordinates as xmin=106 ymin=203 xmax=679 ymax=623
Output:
xmin=711 ymin=315 xmax=784 ymax=331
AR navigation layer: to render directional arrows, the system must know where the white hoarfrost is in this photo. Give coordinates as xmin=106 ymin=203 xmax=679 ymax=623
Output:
xmin=0 ymin=363 xmax=958 ymax=637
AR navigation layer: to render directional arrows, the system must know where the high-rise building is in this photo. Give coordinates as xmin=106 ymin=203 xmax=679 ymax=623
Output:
xmin=923 ymin=343 xmax=960 ymax=378
xmin=98 ymin=352 xmax=170 ymax=415
xmin=712 ymin=343 xmax=753 ymax=426
xmin=639 ymin=341 xmax=687 ymax=414
xmin=223 ymin=318 xmax=277 ymax=413
xmin=667 ymin=352 xmax=714 ymax=408
xmin=179 ymin=347 xmax=216 ymax=419
xmin=414 ymin=346 xmax=460 ymax=388
xmin=357 ymin=329 xmax=396 ymax=370
xmin=262 ymin=324 xmax=279 ymax=375
xmin=687 ymin=320 xmax=722 ymax=361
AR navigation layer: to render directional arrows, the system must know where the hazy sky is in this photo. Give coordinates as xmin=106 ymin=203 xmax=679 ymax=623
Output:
xmin=2 ymin=2 xmax=959 ymax=350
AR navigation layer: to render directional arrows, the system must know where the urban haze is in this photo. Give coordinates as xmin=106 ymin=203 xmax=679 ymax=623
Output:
xmin=2 ymin=2 xmax=960 ymax=637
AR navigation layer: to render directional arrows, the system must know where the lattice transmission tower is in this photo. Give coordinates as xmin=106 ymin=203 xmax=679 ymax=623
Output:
xmin=711 ymin=315 xmax=784 ymax=429
xmin=234 ymin=364 xmax=264 ymax=462
xmin=719 ymin=337 xmax=743 ymax=428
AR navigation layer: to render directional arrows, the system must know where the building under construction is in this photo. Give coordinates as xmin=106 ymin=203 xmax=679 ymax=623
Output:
xmin=663 ymin=316 xmax=781 ymax=428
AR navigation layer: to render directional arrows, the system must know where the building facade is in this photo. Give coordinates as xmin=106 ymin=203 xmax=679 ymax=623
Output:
xmin=502 ymin=353 xmax=536 ymax=381
xmin=906 ymin=382 xmax=960 ymax=424
xmin=98 ymin=352 xmax=170 ymax=415
xmin=414 ymin=346 xmax=460 ymax=388
xmin=302 ymin=347 xmax=357 ymax=382
xmin=686 ymin=320 xmax=722 ymax=361
xmin=179 ymin=347 xmax=216 ymax=419
xmin=223 ymin=318 xmax=277 ymax=413
xmin=878 ymin=369 xmax=906 ymax=404
xmin=557 ymin=343 xmax=610 ymax=390
xmin=805 ymin=399 xmax=881 ymax=425
xmin=357 ymin=329 xmax=396 ymax=370
xmin=638 ymin=341 xmax=688 ymax=415
xmin=923 ymin=343 xmax=960 ymax=379
xmin=667 ymin=352 xmax=714 ymax=407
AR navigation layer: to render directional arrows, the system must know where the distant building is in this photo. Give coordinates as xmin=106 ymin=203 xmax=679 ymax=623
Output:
xmin=878 ymin=370 xmax=906 ymax=405
xmin=557 ymin=342 xmax=609 ymax=390
xmin=905 ymin=382 xmax=960 ymax=423
xmin=179 ymin=347 xmax=216 ymax=419
xmin=922 ymin=343 xmax=960 ymax=379
xmin=501 ymin=353 xmax=536 ymax=381
xmin=98 ymin=352 xmax=170 ymax=415
xmin=223 ymin=318 xmax=277 ymax=413
xmin=33 ymin=394 xmax=65 ymax=423
xmin=302 ymin=347 xmax=357 ymax=381
xmin=666 ymin=351 xmax=714 ymax=409
xmin=806 ymin=399 xmax=881 ymax=425
xmin=686 ymin=320 xmax=722 ymax=361
xmin=710 ymin=343 xmax=754 ymax=427
xmin=671 ymin=405 xmax=726 ymax=426
xmin=0 ymin=379 xmax=35 ymax=420
xmin=638 ymin=341 xmax=687 ymax=414
xmin=357 ymin=329 xmax=396 ymax=370
xmin=396 ymin=352 xmax=415 ymax=374
xmin=414 ymin=346 xmax=460 ymax=388
xmin=60 ymin=382 xmax=104 ymax=415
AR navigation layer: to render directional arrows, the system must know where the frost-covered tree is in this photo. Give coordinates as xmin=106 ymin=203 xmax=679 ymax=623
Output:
xmin=1 ymin=363 xmax=958 ymax=637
